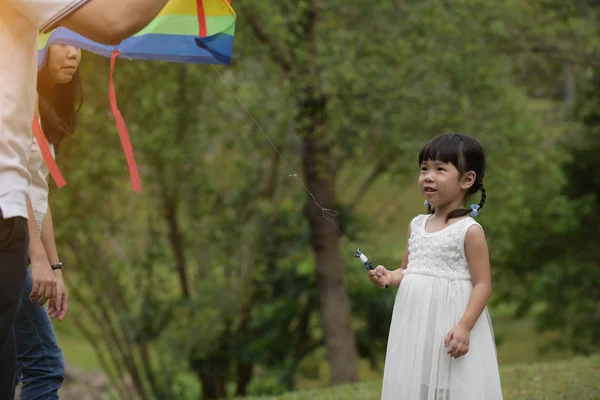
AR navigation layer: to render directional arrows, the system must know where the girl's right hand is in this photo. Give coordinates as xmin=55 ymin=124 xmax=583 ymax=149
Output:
xmin=368 ymin=265 xmax=390 ymax=288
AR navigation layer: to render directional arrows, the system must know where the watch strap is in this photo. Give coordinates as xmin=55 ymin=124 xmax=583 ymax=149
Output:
xmin=51 ymin=262 xmax=64 ymax=271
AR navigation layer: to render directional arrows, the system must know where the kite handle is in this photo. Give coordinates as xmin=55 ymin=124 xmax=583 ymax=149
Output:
xmin=109 ymin=50 xmax=142 ymax=192
xmin=354 ymin=249 xmax=388 ymax=288
xmin=31 ymin=117 xmax=66 ymax=188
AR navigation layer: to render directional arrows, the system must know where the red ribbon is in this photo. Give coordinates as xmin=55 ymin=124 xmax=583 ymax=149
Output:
xmin=31 ymin=117 xmax=66 ymax=188
xmin=197 ymin=0 xmax=207 ymax=37
xmin=109 ymin=50 xmax=142 ymax=192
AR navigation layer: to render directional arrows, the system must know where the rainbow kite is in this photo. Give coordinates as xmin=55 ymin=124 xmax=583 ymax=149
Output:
xmin=36 ymin=0 xmax=236 ymax=191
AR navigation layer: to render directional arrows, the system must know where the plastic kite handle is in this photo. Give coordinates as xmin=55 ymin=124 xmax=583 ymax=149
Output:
xmin=354 ymin=249 xmax=388 ymax=289
xmin=31 ymin=117 xmax=67 ymax=188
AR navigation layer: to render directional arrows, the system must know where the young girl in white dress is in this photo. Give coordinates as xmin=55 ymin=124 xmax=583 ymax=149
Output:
xmin=369 ymin=133 xmax=503 ymax=400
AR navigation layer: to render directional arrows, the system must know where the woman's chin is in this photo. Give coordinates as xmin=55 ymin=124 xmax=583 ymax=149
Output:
xmin=55 ymin=72 xmax=75 ymax=85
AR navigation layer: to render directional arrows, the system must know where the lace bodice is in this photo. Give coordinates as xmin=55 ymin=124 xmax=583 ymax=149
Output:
xmin=403 ymin=214 xmax=482 ymax=281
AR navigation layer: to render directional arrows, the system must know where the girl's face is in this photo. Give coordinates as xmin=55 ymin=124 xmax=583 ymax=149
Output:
xmin=45 ymin=45 xmax=81 ymax=85
xmin=419 ymin=160 xmax=475 ymax=209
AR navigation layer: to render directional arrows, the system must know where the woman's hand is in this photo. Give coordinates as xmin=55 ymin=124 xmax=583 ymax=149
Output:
xmin=444 ymin=322 xmax=471 ymax=358
xmin=47 ymin=270 xmax=68 ymax=321
xmin=29 ymin=261 xmax=57 ymax=306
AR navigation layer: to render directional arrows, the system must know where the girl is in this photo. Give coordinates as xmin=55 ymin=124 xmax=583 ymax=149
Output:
xmin=369 ymin=133 xmax=503 ymax=400
xmin=13 ymin=43 xmax=83 ymax=399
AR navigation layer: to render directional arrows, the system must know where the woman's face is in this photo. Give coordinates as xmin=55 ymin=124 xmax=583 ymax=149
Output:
xmin=46 ymin=45 xmax=81 ymax=85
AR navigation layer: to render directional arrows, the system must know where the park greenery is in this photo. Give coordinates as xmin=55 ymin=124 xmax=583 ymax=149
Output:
xmin=48 ymin=0 xmax=599 ymax=398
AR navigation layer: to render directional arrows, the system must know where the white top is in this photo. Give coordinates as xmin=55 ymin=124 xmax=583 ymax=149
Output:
xmin=27 ymin=133 xmax=54 ymax=234
xmin=402 ymin=214 xmax=483 ymax=281
xmin=0 ymin=0 xmax=89 ymax=219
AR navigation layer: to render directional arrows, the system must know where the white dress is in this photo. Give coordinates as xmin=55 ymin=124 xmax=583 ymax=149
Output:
xmin=380 ymin=214 xmax=503 ymax=400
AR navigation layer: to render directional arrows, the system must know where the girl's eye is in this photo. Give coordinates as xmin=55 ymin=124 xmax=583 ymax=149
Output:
xmin=437 ymin=167 xmax=445 ymax=171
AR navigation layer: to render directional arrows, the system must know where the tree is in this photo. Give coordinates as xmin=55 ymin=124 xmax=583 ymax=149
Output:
xmin=238 ymin=0 xmax=360 ymax=384
xmin=471 ymin=0 xmax=600 ymax=355
xmin=53 ymin=51 xmax=332 ymax=398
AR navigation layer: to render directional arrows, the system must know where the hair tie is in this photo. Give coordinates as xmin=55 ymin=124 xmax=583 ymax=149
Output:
xmin=469 ymin=204 xmax=480 ymax=217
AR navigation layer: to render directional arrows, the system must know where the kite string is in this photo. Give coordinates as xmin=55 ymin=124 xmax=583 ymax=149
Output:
xmin=211 ymin=65 xmax=356 ymax=250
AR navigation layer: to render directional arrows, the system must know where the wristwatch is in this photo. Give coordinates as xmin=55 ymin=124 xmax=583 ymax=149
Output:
xmin=51 ymin=262 xmax=64 ymax=271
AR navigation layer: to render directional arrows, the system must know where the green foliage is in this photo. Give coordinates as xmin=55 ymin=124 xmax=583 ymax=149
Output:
xmin=246 ymin=375 xmax=289 ymax=396
xmin=480 ymin=0 xmax=600 ymax=356
xmin=520 ymin=68 xmax=600 ymax=355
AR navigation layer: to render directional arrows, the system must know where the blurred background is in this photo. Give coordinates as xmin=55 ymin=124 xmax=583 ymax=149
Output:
xmin=42 ymin=0 xmax=600 ymax=399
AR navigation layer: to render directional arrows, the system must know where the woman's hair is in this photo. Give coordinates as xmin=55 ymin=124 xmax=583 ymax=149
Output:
xmin=37 ymin=67 xmax=83 ymax=154
xmin=418 ymin=132 xmax=487 ymax=221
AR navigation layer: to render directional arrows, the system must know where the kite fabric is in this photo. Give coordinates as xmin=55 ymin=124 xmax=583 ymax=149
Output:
xmin=36 ymin=0 xmax=236 ymax=191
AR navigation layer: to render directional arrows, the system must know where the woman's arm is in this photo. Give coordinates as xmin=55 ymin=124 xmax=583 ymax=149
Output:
xmin=40 ymin=206 xmax=59 ymax=266
xmin=27 ymin=198 xmax=57 ymax=306
xmin=28 ymin=91 xmax=62 ymax=310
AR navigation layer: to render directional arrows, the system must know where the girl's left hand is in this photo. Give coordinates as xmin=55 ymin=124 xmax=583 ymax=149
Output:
xmin=444 ymin=323 xmax=470 ymax=358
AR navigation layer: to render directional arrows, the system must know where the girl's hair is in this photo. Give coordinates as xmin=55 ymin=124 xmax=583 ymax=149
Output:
xmin=37 ymin=68 xmax=83 ymax=154
xmin=419 ymin=132 xmax=487 ymax=221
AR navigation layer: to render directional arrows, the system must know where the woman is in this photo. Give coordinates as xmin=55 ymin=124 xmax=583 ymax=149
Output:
xmin=13 ymin=43 xmax=83 ymax=399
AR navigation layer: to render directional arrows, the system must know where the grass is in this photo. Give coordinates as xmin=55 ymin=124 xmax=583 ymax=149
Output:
xmin=54 ymin=322 xmax=102 ymax=372
xmin=492 ymin=314 xmax=571 ymax=365
xmin=239 ymin=354 xmax=600 ymax=400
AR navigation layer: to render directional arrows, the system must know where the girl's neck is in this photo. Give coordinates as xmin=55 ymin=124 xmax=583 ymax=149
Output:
xmin=430 ymin=198 xmax=466 ymax=222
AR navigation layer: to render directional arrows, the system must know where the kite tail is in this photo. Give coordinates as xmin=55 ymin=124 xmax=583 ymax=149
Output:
xmin=32 ymin=117 xmax=67 ymax=188
xmin=197 ymin=0 xmax=207 ymax=37
xmin=109 ymin=50 xmax=142 ymax=192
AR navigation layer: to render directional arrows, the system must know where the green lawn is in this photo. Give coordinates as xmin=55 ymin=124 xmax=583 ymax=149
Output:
xmin=239 ymin=354 xmax=600 ymax=400
xmin=54 ymin=322 xmax=102 ymax=372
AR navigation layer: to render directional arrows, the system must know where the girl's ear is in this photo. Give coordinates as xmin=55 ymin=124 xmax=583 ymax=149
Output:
xmin=461 ymin=171 xmax=476 ymax=190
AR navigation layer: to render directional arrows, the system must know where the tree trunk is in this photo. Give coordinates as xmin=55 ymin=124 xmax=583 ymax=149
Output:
xmin=163 ymin=197 xmax=190 ymax=299
xmin=299 ymin=91 xmax=359 ymax=385
xmin=234 ymin=362 xmax=253 ymax=397
xmin=190 ymin=322 xmax=231 ymax=400
xmin=198 ymin=370 xmax=227 ymax=400
xmin=238 ymin=0 xmax=359 ymax=385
